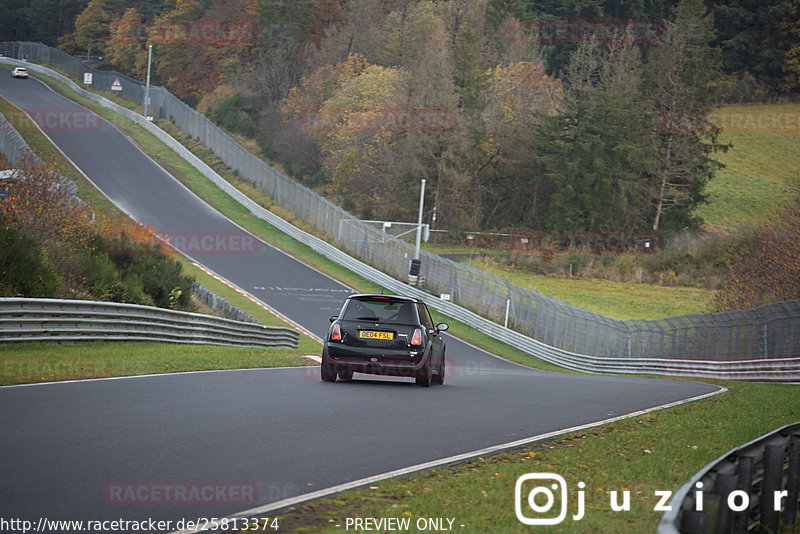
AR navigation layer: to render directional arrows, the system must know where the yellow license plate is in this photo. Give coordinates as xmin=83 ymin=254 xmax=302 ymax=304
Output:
xmin=359 ymin=330 xmax=393 ymax=340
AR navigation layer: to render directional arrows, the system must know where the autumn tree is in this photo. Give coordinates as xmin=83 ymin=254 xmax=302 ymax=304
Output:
xmin=315 ymin=63 xmax=405 ymax=217
xmin=312 ymin=0 xmax=390 ymax=66
xmin=150 ymin=0 xmax=261 ymax=98
xmin=375 ymin=0 xmax=439 ymax=68
xmin=74 ymin=0 xmax=111 ymax=57
xmin=478 ymin=61 xmax=562 ymax=228
xmin=105 ymin=7 xmax=148 ymax=77
xmin=391 ymin=16 xmax=475 ymax=228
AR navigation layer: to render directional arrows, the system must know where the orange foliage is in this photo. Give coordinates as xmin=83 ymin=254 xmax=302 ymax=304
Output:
xmin=713 ymin=198 xmax=800 ymax=310
xmin=1 ymin=157 xmax=94 ymax=250
xmin=1 ymin=156 xmax=172 ymax=257
xmin=281 ymin=53 xmax=369 ymax=121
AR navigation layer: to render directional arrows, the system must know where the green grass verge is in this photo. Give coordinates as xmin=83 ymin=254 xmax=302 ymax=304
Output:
xmin=274 ymin=381 xmax=799 ymax=533
xmin=0 ymin=341 xmax=311 ymax=386
xmin=698 ymin=103 xmax=800 ymax=233
xmin=463 ymin=258 xmax=715 ymax=320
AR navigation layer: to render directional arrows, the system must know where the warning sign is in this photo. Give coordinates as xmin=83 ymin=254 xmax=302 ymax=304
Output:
xmin=111 ymin=78 xmax=122 ymax=91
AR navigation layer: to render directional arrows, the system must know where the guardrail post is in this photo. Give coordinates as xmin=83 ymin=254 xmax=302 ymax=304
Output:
xmin=784 ymin=433 xmax=800 ymax=528
xmin=734 ymin=455 xmax=753 ymax=534
xmin=714 ymin=473 xmax=738 ymax=533
xmin=761 ymin=445 xmax=784 ymax=533
xmin=680 ymin=510 xmax=707 ymax=534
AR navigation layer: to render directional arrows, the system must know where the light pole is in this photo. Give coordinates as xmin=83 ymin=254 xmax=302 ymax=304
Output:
xmin=414 ymin=178 xmax=426 ymax=259
xmin=143 ymin=44 xmax=152 ymax=119
xmin=409 ymin=179 xmax=426 ymax=287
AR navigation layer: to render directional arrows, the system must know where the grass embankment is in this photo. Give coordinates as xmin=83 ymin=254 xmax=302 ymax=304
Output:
xmin=463 ymin=258 xmax=714 ymax=320
xmin=699 ymin=103 xmax=800 ymax=233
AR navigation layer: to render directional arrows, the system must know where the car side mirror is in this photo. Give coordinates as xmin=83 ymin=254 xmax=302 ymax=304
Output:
xmin=329 ymin=315 xmax=338 ymax=323
xmin=436 ymin=323 xmax=449 ymax=332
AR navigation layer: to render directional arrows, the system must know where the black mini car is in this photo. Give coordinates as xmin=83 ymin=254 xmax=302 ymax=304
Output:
xmin=322 ymin=294 xmax=448 ymax=386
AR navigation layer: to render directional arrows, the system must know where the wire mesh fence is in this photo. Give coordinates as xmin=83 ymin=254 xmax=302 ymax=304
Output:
xmin=2 ymin=41 xmax=798 ymax=364
xmin=0 ymin=111 xmax=33 ymax=166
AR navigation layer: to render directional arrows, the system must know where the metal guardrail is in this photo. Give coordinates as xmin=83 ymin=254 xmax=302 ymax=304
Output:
xmin=1 ymin=48 xmax=799 ymax=380
xmin=0 ymin=298 xmax=299 ymax=348
xmin=659 ymin=422 xmax=800 ymax=534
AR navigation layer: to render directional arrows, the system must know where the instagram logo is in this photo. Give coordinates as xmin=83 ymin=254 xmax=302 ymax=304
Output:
xmin=514 ymin=473 xmax=584 ymax=525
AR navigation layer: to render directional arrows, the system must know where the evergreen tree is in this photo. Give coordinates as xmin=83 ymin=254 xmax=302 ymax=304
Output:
xmin=646 ymin=0 xmax=727 ymax=231
xmin=533 ymin=38 xmax=656 ymax=231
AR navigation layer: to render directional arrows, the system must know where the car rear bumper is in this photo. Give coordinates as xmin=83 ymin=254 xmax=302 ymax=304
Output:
xmin=323 ymin=344 xmax=429 ymax=377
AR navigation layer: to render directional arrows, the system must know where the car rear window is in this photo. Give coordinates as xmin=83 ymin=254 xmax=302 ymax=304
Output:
xmin=342 ymin=298 xmax=416 ymax=324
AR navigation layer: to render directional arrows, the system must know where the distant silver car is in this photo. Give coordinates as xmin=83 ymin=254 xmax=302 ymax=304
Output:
xmin=11 ymin=67 xmax=28 ymax=78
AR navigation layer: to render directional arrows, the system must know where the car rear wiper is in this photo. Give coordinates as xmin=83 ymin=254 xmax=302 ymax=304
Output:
xmin=355 ymin=316 xmax=381 ymax=321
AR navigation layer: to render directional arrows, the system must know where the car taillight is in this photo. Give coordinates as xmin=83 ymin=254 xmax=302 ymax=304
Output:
xmin=331 ymin=323 xmax=342 ymax=341
xmin=410 ymin=328 xmax=423 ymax=346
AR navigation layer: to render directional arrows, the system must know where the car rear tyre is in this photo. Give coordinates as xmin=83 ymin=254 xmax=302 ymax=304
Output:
xmin=416 ymin=360 xmax=432 ymax=387
xmin=321 ymin=361 xmax=337 ymax=382
xmin=432 ymin=356 xmax=445 ymax=385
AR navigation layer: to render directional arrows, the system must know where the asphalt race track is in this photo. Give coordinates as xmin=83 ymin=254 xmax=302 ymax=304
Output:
xmin=0 ymin=67 xmax=722 ymax=530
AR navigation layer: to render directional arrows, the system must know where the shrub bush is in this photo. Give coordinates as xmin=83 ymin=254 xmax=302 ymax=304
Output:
xmin=0 ymin=216 xmax=60 ymax=297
